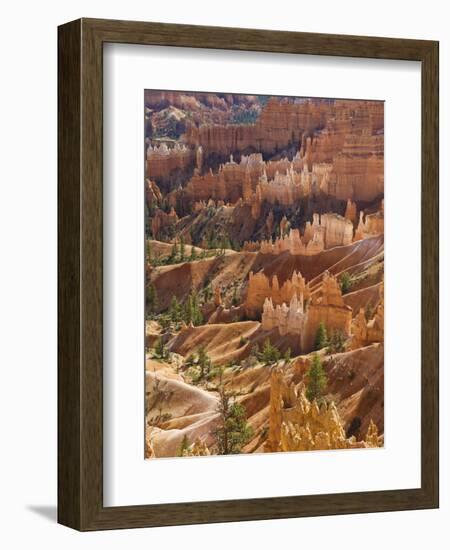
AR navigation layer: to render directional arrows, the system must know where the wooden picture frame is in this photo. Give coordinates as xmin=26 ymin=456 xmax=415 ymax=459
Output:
xmin=58 ymin=18 xmax=439 ymax=531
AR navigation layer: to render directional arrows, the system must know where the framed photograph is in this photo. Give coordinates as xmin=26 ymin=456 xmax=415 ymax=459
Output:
xmin=58 ymin=18 xmax=439 ymax=530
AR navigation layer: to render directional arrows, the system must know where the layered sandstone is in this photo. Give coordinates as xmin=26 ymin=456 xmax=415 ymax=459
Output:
xmin=245 ymin=270 xmax=309 ymax=316
xmin=350 ymin=291 xmax=384 ymax=349
xmin=146 ymin=143 xmax=195 ymax=182
xmin=255 ymin=212 xmax=353 ymax=256
xmin=354 ymin=205 xmax=384 ymax=241
xmin=184 ymin=153 xmax=313 ymax=206
xmin=301 ymin=272 xmax=352 ymax=351
xmin=183 ymin=97 xmax=330 ymax=157
xmin=259 ymin=228 xmax=325 ymax=256
xmin=261 ymin=294 xmax=306 ymax=335
xmin=260 ymin=272 xmax=352 ymax=353
xmin=319 ymin=213 xmax=354 ymax=248
xmin=327 ymin=134 xmax=384 ymax=202
xmin=344 ymin=198 xmax=357 ymax=223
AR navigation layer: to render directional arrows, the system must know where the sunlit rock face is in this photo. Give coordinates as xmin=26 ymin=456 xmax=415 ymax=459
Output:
xmin=257 ymin=272 xmax=353 ymax=354
xmin=350 ymin=287 xmax=384 ymax=350
xmin=354 ymin=203 xmax=384 ymax=241
xmin=146 ymin=143 xmax=195 ymax=182
xmin=245 ymin=270 xmax=309 ymax=317
xmin=182 ymin=98 xmax=330 ymax=157
xmin=265 ymin=368 xmax=382 ymax=453
xmin=251 ymin=212 xmax=353 ymax=255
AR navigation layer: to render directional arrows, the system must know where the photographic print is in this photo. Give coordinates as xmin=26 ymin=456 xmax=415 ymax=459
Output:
xmin=144 ymin=91 xmax=384 ymax=459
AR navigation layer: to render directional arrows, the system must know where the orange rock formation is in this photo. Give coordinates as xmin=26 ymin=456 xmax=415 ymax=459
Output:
xmin=354 ymin=204 xmax=384 ymax=241
xmin=350 ymin=289 xmax=384 ymax=349
xmin=265 ymin=369 xmax=381 ymax=452
xmin=245 ymin=270 xmax=309 ymax=316
xmin=260 ymin=272 xmax=352 ymax=353
xmin=254 ymin=212 xmax=353 ymax=255
xmin=146 ymin=143 xmax=195 ymax=181
xmin=183 ymin=97 xmax=330 ymax=157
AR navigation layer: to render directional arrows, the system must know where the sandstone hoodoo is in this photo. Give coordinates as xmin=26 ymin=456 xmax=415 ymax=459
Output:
xmin=144 ymin=91 xmax=384 ymax=459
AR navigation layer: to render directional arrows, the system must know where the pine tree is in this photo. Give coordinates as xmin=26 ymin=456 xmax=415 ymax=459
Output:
xmin=177 ymin=434 xmax=190 ymax=457
xmin=189 ymin=246 xmax=197 ymax=261
xmin=231 ymin=286 xmax=239 ymax=306
xmin=314 ymin=321 xmax=328 ymax=350
xmin=306 ymin=353 xmax=328 ymax=402
xmin=213 ymin=372 xmax=253 ymax=455
xmin=146 ymin=283 xmax=158 ymax=316
xmin=179 ymin=237 xmax=186 ymax=261
xmin=283 ymin=347 xmax=292 ymax=363
xmin=197 ymin=346 xmax=212 ymax=379
xmin=169 ymin=295 xmax=182 ymax=323
xmin=183 ymin=295 xmax=192 ymax=324
xmin=146 ymin=240 xmax=152 ymax=264
xmin=365 ymin=303 xmax=374 ymax=321
xmin=154 ymin=338 xmax=169 ymax=361
xmin=327 ymin=329 xmax=347 ymax=353
xmin=189 ymin=291 xmax=203 ymax=326
xmin=169 ymin=241 xmax=178 ymax=263
xmin=260 ymin=338 xmax=281 ymax=364
xmin=339 ymin=271 xmax=352 ymax=294
xmin=203 ymin=284 xmax=213 ymax=303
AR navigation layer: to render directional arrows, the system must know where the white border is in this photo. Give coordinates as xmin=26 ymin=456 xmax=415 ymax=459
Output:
xmin=103 ymin=43 xmax=421 ymax=507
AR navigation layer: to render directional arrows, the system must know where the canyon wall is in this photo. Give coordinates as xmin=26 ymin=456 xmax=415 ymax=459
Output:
xmin=149 ymin=98 xmax=384 ymax=207
xmin=183 ymin=98 xmax=383 ymax=162
xmin=254 ymin=213 xmax=353 ymax=255
xmin=146 ymin=143 xmax=195 ymax=182
xmin=183 ymin=97 xmax=329 ymax=157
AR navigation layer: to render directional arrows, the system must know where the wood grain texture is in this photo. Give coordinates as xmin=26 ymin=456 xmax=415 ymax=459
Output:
xmin=57 ymin=19 xmax=82 ymax=529
xmin=57 ymin=18 xmax=439 ymax=531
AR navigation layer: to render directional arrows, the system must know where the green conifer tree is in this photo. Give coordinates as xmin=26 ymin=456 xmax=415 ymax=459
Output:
xmin=339 ymin=271 xmax=352 ymax=294
xmin=314 ymin=321 xmax=329 ymax=351
xmin=146 ymin=283 xmax=158 ymax=316
xmin=197 ymin=346 xmax=212 ymax=379
xmin=306 ymin=353 xmax=328 ymax=402
xmin=213 ymin=372 xmax=253 ymax=455
xmin=154 ymin=338 xmax=169 ymax=361
xmin=177 ymin=434 xmax=190 ymax=457
xmin=284 ymin=347 xmax=292 ymax=362
xmin=260 ymin=338 xmax=281 ymax=364
xmin=169 ymin=295 xmax=182 ymax=323
xmin=179 ymin=237 xmax=185 ymax=261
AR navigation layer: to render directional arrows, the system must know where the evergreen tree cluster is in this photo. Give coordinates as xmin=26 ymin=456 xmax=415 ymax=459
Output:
xmin=314 ymin=322 xmax=347 ymax=354
xmin=327 ymin=329 xmax=347 ymax=353
xmin=168 ymin=291 xmax=204 ymax=327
